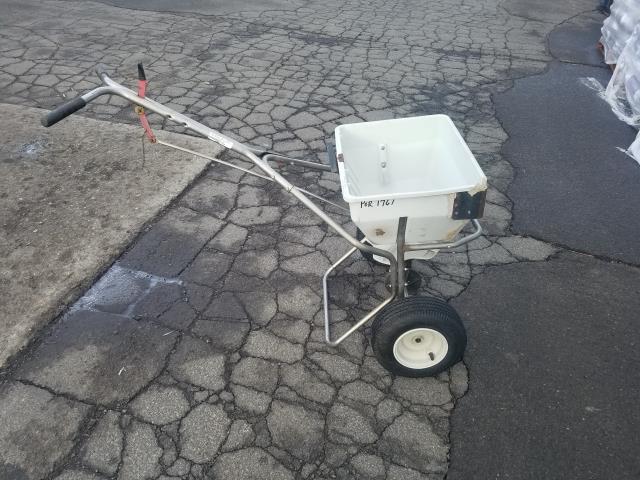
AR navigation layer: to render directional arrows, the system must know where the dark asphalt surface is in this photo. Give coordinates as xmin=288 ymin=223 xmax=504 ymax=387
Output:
xmin=548 ymin=12 xmax=605 ymax=67
xmin=449 ymin=6 xmax=640 ymax=480
xmin=449 ymin=253 xmax=640 ymax=480
xmin=497 ymin=59 xmax=640 ymax=264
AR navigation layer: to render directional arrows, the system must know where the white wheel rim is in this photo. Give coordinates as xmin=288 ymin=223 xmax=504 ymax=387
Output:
xmin=393 ymin=328 xmax=449 ymax=369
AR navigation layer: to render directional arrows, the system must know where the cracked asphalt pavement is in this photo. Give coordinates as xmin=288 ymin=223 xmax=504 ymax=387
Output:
xmin=1 ymin=0 xmax=639 ymax=479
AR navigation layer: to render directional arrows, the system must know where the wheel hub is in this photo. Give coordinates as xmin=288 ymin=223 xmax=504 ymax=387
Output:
xmin=392 ymin=328 xmax=448 ymax=369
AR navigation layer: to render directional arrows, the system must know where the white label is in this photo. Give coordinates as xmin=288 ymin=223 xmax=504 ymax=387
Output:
xmin=359 ymin=199 xmax=395 ymax=208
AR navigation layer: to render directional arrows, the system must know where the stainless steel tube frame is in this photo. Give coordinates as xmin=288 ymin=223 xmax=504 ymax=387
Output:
xmin=55 ymin=67 xmax=483 ymax=348
xmin=83 ymin=67 xmax=395 ymax=264
xmin=71 ymin=66 xmax=400 ymax=343
xmin=322 ymin=247 xmax=397 ymax=346
xmin=322 ymin=218 xmax=482 ymax=346
xmin=404 ymin=219 xmax=483 ymax=251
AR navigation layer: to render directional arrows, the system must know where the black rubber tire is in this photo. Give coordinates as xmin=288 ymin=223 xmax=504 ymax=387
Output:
xmin=356 ymin=228 xmax=387 ymax=266
xmin=371 ymin=296 xmax=466 ymax=377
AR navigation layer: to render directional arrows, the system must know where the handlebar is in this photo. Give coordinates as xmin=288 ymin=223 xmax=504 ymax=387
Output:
xmin=41 ymin=64 xmax=111 ymax=128
xmin=41 ymin=96 xmax=87 ymax=127
xmin=38 ymin=64 xmax=402 ymax=287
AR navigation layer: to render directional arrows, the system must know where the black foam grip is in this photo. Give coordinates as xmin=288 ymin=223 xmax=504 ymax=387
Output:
xmin=41 ymin=97 xmax=86 ymax=127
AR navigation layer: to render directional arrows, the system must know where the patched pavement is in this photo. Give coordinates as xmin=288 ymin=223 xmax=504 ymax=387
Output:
xmin=2 ymin=0 xmax=639 ymax=478
xmin=0 ymin=104 xmax=220 ymax=365
xmin=6 ymin=160 xmax=472 ymax=479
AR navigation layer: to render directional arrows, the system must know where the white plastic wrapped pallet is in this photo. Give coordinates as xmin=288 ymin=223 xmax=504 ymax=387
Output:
xmin=604 ymin=26 xmax=640 ymax=125
xmin=601 ymin=0 xmax=640 ymax=65
xmin=599 ymin=0 xmax=640 ymax=164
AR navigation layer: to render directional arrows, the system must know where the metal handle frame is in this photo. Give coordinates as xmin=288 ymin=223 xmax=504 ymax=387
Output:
xmin=75 ymin=66 xmax=397 ymax=271
xmin=47 ymin=65 xmax=483 ymax=348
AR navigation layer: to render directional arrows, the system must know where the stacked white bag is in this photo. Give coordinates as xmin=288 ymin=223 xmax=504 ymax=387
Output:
xmin=600 ymin=0 xmax=640 ymax=163
xmin=604 ymin=25 xmax=640 ymax=124
xmin=601 ymin=0 xmax=640 ymax=65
